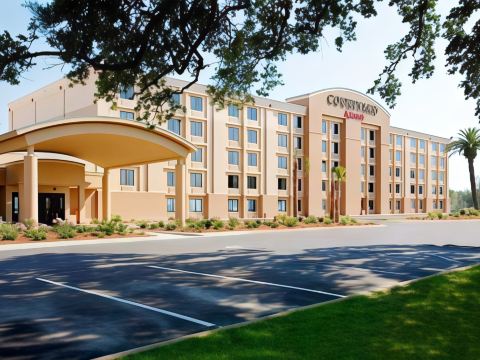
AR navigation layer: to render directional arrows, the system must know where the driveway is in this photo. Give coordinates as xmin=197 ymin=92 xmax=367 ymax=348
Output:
xmin=0 ymin=220 xmax=479 ymax=359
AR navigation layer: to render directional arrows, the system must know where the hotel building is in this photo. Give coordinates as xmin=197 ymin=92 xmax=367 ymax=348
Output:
xmin=0 ymin=74 xmax=450 ymax=224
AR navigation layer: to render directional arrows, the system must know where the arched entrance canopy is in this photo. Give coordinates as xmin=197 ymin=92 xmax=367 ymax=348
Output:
xmin=0 ymin=117 xmax=195 ymax=223
xmin=0 ymin=117 xmax=195 ymax=168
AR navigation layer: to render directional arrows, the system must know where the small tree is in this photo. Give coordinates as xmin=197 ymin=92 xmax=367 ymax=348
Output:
xmin=332 ymin=166 xmax=347 ymax=223
xmin=447 ymin=128 xmax=480 ymax=210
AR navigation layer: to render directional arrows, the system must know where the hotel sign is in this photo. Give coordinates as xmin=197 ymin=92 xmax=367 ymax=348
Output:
xmin=326 ymin=95 xmax=378 ymax=119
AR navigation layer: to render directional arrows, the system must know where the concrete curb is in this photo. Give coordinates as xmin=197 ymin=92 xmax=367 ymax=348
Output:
xmin=93 ymin=262 xmax=479 ymax=360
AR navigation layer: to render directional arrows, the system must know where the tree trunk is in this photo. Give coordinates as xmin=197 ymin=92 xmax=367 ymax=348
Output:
xmin=468 ymin=157 xmax=479 ymax=210
xmin=336 ymin=182 xmax=341 ymax=223
xmin=330 ymin=181 xmax=335 ymax=220
xmin=293 ymin=160 xmax=298 ymax=217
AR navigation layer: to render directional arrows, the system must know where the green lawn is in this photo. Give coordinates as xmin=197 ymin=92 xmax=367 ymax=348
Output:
xmin=125 ymin=266 xmax=480 ymax=360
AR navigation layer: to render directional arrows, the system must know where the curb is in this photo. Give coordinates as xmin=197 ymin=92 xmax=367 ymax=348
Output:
xmin=93 ymin=262 xmax=479 ymax=360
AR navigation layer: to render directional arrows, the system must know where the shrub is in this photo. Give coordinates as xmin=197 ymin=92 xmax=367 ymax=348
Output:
xmin=228 ymin=217 xmax=239 ymax=229
xmin=469 ymin=208 xmax=480 ymax=216
xmin=165 ymin=222 xmax=177 ymax=231
xmin=186 ymin=220 xmax=203 ymax=231
xmin=97 ymin=232 xmax=106 ymax=238
xmin=116 ymin=223 xmax=128 ymax=235
xmin=298 ymin=216 xmax=304 ymax=222
xmin=427 ymin=212 xmax=436 ymax=220
xmin=202 ymin=219 xmax=213 ymax=229
xmin=212 ymin=219 xmax=224 ymax=230
xmin=136 ymin=220 xmax=148 ymax=229
xmin=22 ymin=218 xmax=36 ymax=230
xmin=55 ymin=224 xmax=76 ymax=239
xmin=91 ymin=218 xmax=100 ymax=224
xmin=24 ymin=228 xmax=47 ymax=241
xmin=148 ymin=222 xmax=160 ymax=230
xmin=453 ymin=212 xmax=460 ymax=218
xmin=269 ymin=222 xmax=279 ymax=228
xmin=303 ymin=215 xmax=318 ymax=224
xmin=437 ymin=212 xmax=444 ymax=220
xmin=111 ymin=214 xmax=122 ymax=223
xmin=244 ymin=220 xmax=260 ymax=229
xmin=158 ymin=221 xmax=165 ymax=228
xmin=256 ymin=219 xmax=262 ymax=225
xmin=459 ymin=209 xmax=466 ymax=215
xmin=276 ymin=214 xmax=288 ymax=225
xmin=0 ymin=224 xmax=19 ymax=240
xmin=323 ymin=216 xmax=332 ymax=225
xmin=283 ymin=216 xmax=299 ymax=227
xmin=340 ymin=216 xmax=350 ymax=225
xmin=96 ymin=220 xmax=116 ymax=235
xmin=75 ymin=225 xmax=96 ymax=233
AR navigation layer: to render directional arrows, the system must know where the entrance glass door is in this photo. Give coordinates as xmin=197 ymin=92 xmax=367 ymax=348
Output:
xmin=38 ymin=193 xmax=65 ymax=225
xmin=12 ymin=192 xmax=19 ymax=223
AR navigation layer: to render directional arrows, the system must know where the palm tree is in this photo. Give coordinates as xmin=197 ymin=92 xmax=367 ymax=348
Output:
xmin=447 ymin=128 xmax=480 ymax=210
xmin=332 ymin=166 xmax=347 ymax=222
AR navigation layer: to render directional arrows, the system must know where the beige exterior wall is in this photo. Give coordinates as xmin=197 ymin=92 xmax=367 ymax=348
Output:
xmin=3 ymin=76 xmax=450 ymax=223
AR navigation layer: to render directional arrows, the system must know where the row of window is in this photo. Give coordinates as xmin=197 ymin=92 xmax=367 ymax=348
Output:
xmin=165 ymin=198 xmax=289 ymax=213
xmin=228 ymin=151 xmax=258 ymax=166
xmin=390 ymin=134 xmax=446 ymax=153
xmin=389 ymin=167 xmax=445 ymax=182
xmin=390 ymin=199 xmax=444 ymax=211
xmin=388 ymin=183 xmax=446 ymax=195
xmin=321 ymin=120 xmax=340 ymax=135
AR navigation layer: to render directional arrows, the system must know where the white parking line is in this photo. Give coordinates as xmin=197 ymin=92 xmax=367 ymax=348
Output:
xmin=327 ymin=265 xmax=406 ymax=276
xmin=429 ymin=254 xmax=460 ymax=263
xmin=147 ymin=266 xmax=346 ymax=298
xmin=36 ymin=278 xmax=216 ymax=327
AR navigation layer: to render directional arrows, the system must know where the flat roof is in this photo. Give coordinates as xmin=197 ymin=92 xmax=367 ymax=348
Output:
xmin=389 ymin=126 xmax=450 ymax=142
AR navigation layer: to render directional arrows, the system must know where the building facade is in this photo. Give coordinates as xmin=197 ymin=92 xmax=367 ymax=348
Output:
xmin=1 ymin=74 xmax=450 ymax=224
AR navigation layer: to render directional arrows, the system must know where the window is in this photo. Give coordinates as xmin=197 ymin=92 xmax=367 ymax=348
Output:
xmin=419 ymin=185 xmax=424 ymax=195
xmin=167 ymin=198 xmax=175 ymax=212
xmin=431 ymin=155 xmax=437 ymax=165
xmin=389 ymin=167 xmax=392 ymax=177
xmin=278 ymin=178 xmax=287 ymax=190
xmin=396 ymin=135 xmax=402 ymax=146
xmin=228 ymin=199 xmax=239 ymax=212
xmin=322 ymin=199 xmax=327 ymax=210
xmin=190 ymin=121 xmax=203 ymax=137
xmin=440 ymin=158 xmax=445 ymax=169
xmin=167 ymin=171 xmax=175 ymax=186
xmin=439 ymin=172 xmax=444 ymax=182
xmin=190 ymin=96 xmax=203 ymax=111
xmin=433 ymin=200 xmax=438 ymax=209
xmin=278 ymin=134 xmax=288 ymax=147
xmin=278 ymin=113 xmax=287 ymax=126
xmin=389 ymin=134 xmax=394 ymax=144
xmin=369 ymin=130 xmax=375 ymax=141
xmin=333 ymin=142 xmax=339 ymax=154
xmin=168 ymin=119 xmax=181 ymax=135
xmin=410 ymin=153 xmax=416 ymax=164
xmin=389 ymin=150 xmax=393 ymax=162
xmin=248 ymin=153 xmax=257 ymax=166
xmin=295 ymin=116 xmax=302 ymax=129
xmin=418 ymin=170 xmax=425 ymax=181
xmin=410 ymin=169 xmax=415 ymax=179
xmin=432 ymin=142 xmax=438 ymax=152
xmin=439 ymin=200 xmax=443 ymax=209
xmin=247 ymin=107 xmax=257 ymax=121
xmin=440 ymin=143 xmax=446 ymax=153
xmin=322 ymin=180 xmax=327 ymax=191
xmin=389 ymin=183 xmax=392 ymax=193
xmin=369 ymin=165 xmax=375 ymax=176
xmin=361 ymin=164 xmax=366 ymax=176
xmin=431 ymin=171 xmax=438 ymax=181
xmin=439 ymin=186 xmax=444 ymax=195
xmin=120 ymin=111 xmax=134 ymax=120
xmin=297 ymin=158 xmax=302 ymax=170
xmin=171 ymin=93 xmax=180 ymax=105
xmin=395 ymin=183 xmax=401 ymax=194
xmin=410 ymin=138 xmax=417 ymax=148
xmin=247 ymin=176 xmax=257 ymax=189
xmin=419 ymin=139 xmax=426 ymax=150
xmin=322 ymin=120 xmax=327 ymax=134
xmin=189 ymin=199 xmax=203 ymax=212
xmin=368 ymin=182 xmax=374 ymax=193
xmin=228 ymin=104 xmax=239 ymax=117
xmin=410 ymin=184 xmax=415 ymax=194
xmin=396 ymin=200 xmax=401 ymax=211
xmin=191 ymin=148 xmax=203 ymax=162
xmin=228 ymin=175 xmax=239 ymax=189
xmin=228 ymin=151 xmax=239 ymax=165
xmin=228 ymin=127 xmax=239 ymax=141
xmin=369 ymin=148 xmax=375 ymax=159
xmin=322 ymin=160 xmax=327 ymax=173
xmin=297 ymin=199 xmax=302 ymax=212
xmin=361 ymin=128 xmax=366 ymax=141
xmin=419 ymin=199 xmax=423 ymax=209
xmin=411 ymin=199 xmax=416 ymax=210
xmin=395 ymin=167 xmax=401 ymax=178
xmin=322 ymin=141 xmax=327 ymax=153
xmin=278 ymin=200 xmax=287 ymax=212
xmin=369 ymin=200 xmax=375 ymax=211
xmin=295 ymin=137 xmax=302 ymax=149
xmin=419 ymin=154 xmax=425 ymax=165
xmin=332 ymin=123 xmax=339 ymax=135
xmin=298 ymin=179 xmax=302 ymax=191
xmin=432 ymin=185 xmax=437 ymax=195
xmin=361 ymin=146 xmax=366 ymax=158
xmin=333 ymin=160 xmax=339 ymax=168
xmin=395 ymin=150 xmax=401 ymax=162
xmin=278 ymin=156 xmax=287 ymax=169
xmin=247 ymin=199 xmax=257 ymax=212
xmin=363 ymin=181 xmax=366 ymax=193
xmin=190 ymin=173 xmax=203 ymax=187
xmin=120 ymin=169 xmax=134 ymax=186
xmin=247 ymin=129 xmax=258 ymax=144
xmin=119 ymin=86 xmax=134 ymax=100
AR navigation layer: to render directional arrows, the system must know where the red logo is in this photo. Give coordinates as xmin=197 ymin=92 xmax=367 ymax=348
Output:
xmin=344 ymin=111 xmax=364 ymax=121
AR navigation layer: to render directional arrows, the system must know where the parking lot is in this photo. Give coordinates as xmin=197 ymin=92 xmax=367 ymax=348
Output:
xmin=1 ymin=221 xmax=480 ymax=360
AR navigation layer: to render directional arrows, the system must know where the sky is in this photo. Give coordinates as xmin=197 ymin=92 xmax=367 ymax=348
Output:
xmin=0 ymin=1 xmax=478 ymax=190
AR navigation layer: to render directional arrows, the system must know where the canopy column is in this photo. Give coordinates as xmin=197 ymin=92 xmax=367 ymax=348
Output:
xmin=102 ymin=168 xmax=111 ymax=220
xmin=23 ymin=146 xmax=38 ymax=223
xmin=175 ymin=159 xmax=187 ymax=225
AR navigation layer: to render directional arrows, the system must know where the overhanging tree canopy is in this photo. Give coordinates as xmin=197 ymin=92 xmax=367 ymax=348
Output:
xmin=0 ymin=0 xmax=479 ymax=124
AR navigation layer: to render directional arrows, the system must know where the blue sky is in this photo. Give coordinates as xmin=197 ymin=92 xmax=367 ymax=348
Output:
xmin=0 ymin=1 xmax=478 ymax=190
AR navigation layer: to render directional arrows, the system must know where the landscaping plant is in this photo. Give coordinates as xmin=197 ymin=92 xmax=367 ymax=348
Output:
xmin=0 ymin=224 xmax=19 ymax=240
xmin=24 ymin=228 xmax=48 ymax=241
